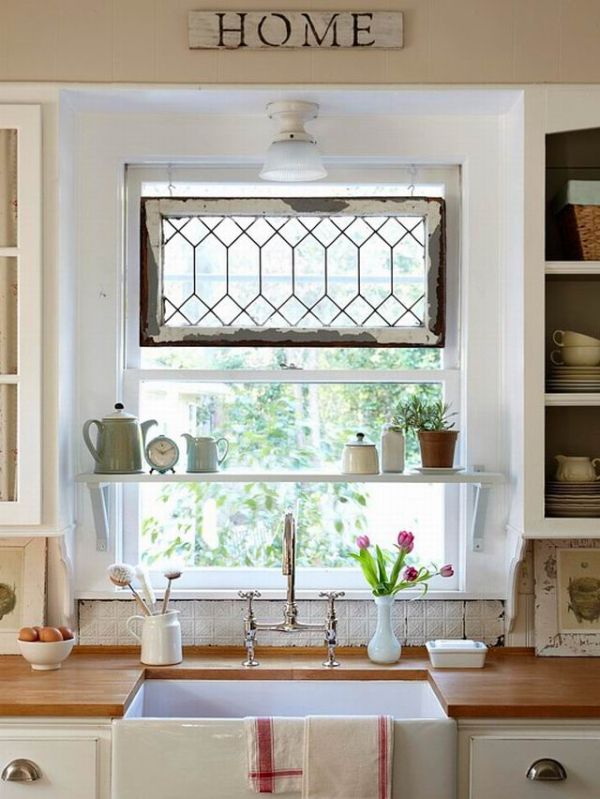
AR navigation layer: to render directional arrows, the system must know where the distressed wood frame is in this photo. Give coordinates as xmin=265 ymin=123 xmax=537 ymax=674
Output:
xmin=0 ymin=537 xmax=46 ymax=654
xmin=188 ymin=11 xmax=404 ymax=50
xmin=140 ymin=196 xmax=446 ymax=348
xmin=535 ymin=538 xmax=600 ymax=656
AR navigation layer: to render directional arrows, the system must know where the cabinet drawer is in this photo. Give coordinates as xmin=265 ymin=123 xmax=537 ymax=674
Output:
xmin=0 ymin=738 xmax=97 ymax=799
xmin=470 ymin=736 xmax=600 ymax=799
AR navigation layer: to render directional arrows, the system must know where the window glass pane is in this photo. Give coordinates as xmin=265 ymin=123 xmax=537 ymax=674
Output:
xmin=139 ymin=381 xmax=443 ymax=469
xmin=0 ymin=384 xmax=17 ymax=501
xmin=0 ymin=257 xmax=17 ymax=375
xmin=140 ymin=346 xmax=441 ymax=370
xmin=159 ymin=212 xmax=427 ymax=330
xmin=0 ymin=130 xmax=17 ymax=247
xmin=141 ymin=196 xmax=445 ymax=347
xmin=139 ymin=482 xmax=446 ymax=570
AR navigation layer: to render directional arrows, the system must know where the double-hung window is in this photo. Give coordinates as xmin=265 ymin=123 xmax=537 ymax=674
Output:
xmin=123 ymin=166 xmax=460 ymax=593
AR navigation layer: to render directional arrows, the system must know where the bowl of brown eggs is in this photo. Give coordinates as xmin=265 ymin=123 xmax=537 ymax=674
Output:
xmin=18 ymin=626 xmax=76 ymax=670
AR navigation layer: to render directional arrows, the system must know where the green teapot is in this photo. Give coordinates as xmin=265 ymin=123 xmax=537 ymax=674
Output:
xmin=83 ymin=403 xmax=157 ymax=474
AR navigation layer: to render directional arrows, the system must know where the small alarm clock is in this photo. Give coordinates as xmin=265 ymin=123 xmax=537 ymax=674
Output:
xmin=145 ymin=435 xmax=179 ymax=474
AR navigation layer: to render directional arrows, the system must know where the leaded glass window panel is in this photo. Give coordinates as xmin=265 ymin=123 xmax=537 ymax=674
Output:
xmin=141 ymin=197 xmax=445 ymax=347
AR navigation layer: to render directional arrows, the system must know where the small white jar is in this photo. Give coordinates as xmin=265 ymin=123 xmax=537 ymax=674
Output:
xmin=341 ymin=433 xmax=380 ymax=475
xmin=381 ymin=423 xmax=405 ymax=473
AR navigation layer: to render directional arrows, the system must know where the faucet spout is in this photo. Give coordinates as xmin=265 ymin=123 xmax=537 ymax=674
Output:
xmin=282 ymin=510 xmax=297 ymax=626
xmin=282 ymin=510 xmax=295 ymax=576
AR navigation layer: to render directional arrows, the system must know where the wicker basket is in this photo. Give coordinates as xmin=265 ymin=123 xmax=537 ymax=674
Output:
xmin=558 ymin=204 xmax=600 ymax=260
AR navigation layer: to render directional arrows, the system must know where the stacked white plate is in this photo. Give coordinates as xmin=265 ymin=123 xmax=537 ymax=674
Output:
xmin=547 ymin=365 xmax=600 ymax=392
xmin=546 ymin=481 xmax=600 ymax=517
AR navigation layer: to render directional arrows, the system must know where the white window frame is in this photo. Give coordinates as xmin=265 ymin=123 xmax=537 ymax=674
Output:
xmin=121 ymin=165 xmax=461 ymax=593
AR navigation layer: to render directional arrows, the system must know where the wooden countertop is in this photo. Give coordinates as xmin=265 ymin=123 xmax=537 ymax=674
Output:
xmin=1 ymin=646 xmax=600 ymax=720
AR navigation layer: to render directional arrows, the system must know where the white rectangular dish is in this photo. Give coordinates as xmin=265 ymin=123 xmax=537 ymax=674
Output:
xmin=426 ymin=639 xmax=488 ymax=668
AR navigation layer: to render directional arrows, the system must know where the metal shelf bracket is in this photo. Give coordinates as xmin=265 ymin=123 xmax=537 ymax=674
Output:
xmin=470 ymin=466 xmax=490 ymax=552
xmin=87 ymin=483 xmax=110 ymax=552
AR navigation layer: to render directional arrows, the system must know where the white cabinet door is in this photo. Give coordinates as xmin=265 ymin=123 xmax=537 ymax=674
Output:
xmin=0 ymin=105 xmax=41 ymax=525
xmin=470 ymin=736 xmax=600 ymax=799
xmin=0 ymin=738 xmax=97 ymax=799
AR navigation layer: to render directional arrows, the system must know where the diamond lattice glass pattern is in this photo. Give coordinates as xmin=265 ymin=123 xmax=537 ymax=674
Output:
xmin=141 ymin=197 xmax=445 ymax=346
xmin=162 ymin=214 xmax=425 ymax=329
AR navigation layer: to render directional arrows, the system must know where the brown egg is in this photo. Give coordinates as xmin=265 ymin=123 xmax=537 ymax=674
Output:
xmin=58 ymin=626 xmax=74 ymax=640
xmin=18 ymin=627 xmax=39 ymax=642
xmin=38 ymin=627 xmax=63 ymax=642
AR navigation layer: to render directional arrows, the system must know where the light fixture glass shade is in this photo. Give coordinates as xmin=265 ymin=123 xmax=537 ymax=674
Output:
xmin=260 ymin=139 xmax=327 ymax=182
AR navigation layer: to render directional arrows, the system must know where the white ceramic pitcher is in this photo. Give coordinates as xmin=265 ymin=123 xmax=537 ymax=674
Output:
xmin=127 ymin=610 xmax=182 ymax=665
xmin=555 ymin=455 xmax=600 ymax=482
xmin=182 ymin=434 xmax=229 ymax=473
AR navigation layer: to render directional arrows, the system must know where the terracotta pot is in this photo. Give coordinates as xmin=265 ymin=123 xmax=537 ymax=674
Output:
xmin=418 ymin=430 xmax=459 ymax=468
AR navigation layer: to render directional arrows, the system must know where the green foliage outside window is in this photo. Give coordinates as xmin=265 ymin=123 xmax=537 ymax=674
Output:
xmin=140 ymin=346 xmax=442 ymax=568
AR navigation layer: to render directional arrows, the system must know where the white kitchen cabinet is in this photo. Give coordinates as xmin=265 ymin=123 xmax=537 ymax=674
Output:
xmin=0 ymin=738 xmax=96 ymax=798
xmin=470 ymin=736 xmax=600 ymax=798
xmin=459 ymin=721 xmax=600 ymax=799
xmin=0 ymin=722 xmax=111 ymax=799
xmin=0 ymin=105 xmax=41 ymax=526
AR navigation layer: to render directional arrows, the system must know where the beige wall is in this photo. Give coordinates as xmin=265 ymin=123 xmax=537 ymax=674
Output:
xmin=1 ymin=0 xmax=600 ymax=85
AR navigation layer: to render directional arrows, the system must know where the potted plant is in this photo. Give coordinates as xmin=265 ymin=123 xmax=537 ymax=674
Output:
xmin=351 ymin=532 xmax=454 ymax=663
xmin=394 ymin=396 xmax=458 ymax=468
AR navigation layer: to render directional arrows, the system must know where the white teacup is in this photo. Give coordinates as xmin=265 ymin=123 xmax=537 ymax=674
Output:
xmin=551 ymin=347 xmax=600 ymax=366
xmin=553 ymin=330 xmax=600 ymax=347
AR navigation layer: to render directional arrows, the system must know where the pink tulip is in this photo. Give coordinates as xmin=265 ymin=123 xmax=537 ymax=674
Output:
xmin=440 ymin=564 xmax=454 ymax=577
xmin=403 ymin=566 xmax=419 ymax=582
xmin=396 ymin=530 xmax=415 ymax=553
xmin=356 ymin=535 xmax=371 ymax=550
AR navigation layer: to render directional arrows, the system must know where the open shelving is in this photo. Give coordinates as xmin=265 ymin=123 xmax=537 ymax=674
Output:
xmin=76 ymin=469 xmax=504 ymax=555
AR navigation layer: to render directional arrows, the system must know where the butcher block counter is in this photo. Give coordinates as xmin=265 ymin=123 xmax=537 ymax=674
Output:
xmin=0 ymin=647 xmax=599 ymax=719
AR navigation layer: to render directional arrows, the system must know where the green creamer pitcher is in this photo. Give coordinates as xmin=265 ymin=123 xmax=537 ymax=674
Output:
xmin=83 ymin=403 xmax=157 ymax=474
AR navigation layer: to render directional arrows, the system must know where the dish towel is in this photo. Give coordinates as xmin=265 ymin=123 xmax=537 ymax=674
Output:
xmin=245 ymin=715 xmax=394 ymax=798
xmin=245 ymin=716 xmax=304 ymax=794
xmin=302 ymin=715 xmax=394 ymax=799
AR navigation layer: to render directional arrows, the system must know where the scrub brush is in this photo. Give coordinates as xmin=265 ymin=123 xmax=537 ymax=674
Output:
xmin=107 ymin=563 xmax=151 ymax=616
xmin=161 ymin=566 xmax=183 ymax=614
xmin=135 ymin=564 xmax=156 ymax=614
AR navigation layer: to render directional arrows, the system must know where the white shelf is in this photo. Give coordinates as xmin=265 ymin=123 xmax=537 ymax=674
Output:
xmin=545 ymin=261 xmax=600 ymax=275
xmin=545 ymin=392 xmax=600 ymax=406
xmin=77 ymin=469 xmax=504 ymax=554
xmin=526 ymin=518 xmax=600 ymax=537
xmin=76 ymin=469 xmax=504 ymax=485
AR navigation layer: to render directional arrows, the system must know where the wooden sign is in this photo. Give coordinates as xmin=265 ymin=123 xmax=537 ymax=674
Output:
xmin=188 ymin=11 xmax=404 ymax=50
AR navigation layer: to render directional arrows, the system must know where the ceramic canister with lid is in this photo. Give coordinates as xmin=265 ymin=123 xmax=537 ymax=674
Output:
xmin=341 ymin=432 xmax=380 ymax=475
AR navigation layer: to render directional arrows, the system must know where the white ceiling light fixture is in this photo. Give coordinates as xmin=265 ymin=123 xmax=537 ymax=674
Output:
xmin=260 ymin=100 xmax=327 ymax=182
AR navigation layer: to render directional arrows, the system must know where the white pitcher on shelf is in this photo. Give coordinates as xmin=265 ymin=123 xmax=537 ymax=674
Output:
xmin=555 ymin=455 xmax=600 ymax=482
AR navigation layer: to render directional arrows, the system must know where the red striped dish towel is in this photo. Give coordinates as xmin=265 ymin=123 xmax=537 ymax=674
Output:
xmin=245 ymin=715 xmax=394 ymax=798
xmin=245 ymin=717 xmax=304 ymax=794
xmin=302 ymin=715 xmax=394 ymax=799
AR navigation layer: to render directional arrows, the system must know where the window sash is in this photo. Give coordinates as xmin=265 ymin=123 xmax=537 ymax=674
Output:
xmin=140 ymin=195 xmax=446 ymax=348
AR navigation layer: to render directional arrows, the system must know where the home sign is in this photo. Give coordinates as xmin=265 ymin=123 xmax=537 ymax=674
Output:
xmin=188 ymin=11 xmax=404 ymax=50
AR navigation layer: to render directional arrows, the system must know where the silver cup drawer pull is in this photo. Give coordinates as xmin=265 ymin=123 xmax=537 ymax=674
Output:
xmin=1 ymin=758 xmax=42 ymax=782
xmin=526 ymin=758 xmax=567 ymax=782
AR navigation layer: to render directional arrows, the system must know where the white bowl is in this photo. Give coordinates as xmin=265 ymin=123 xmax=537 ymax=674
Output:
xmin=18 ymin=637 xmax=76 ymax=670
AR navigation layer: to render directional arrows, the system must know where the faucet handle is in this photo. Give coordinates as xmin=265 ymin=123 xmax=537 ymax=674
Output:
xmin=239 ymin=589 xmax=261 ymax=608
xmin=319 ymin=591 xmax=345 ymax=599
xmin=319 ymin=591 xmax=345 ymax=615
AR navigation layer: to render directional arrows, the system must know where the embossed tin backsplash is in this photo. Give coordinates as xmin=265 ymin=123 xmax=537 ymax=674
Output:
xmin=78 ymin=599 xmax=505 ymax=648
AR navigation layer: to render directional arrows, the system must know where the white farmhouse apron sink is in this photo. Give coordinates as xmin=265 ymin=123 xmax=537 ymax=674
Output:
xmin=113 ymin=679 xmax=456 ymax=799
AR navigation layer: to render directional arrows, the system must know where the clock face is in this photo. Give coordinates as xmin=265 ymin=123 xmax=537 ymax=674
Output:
xmin=146 ymin=436 xmax=179 ymax=471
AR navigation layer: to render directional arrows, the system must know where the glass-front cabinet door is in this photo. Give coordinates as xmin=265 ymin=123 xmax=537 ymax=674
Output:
xmin=0 ymin=106 xmax=41 ymax=524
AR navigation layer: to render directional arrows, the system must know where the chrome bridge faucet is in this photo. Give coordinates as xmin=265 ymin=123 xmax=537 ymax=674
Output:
xmin=239 ymin=510 xmax=345 ymax=668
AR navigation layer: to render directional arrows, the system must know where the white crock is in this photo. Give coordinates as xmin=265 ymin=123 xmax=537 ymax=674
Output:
xmin=127 ymin=610 xmax=183 ymax=665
